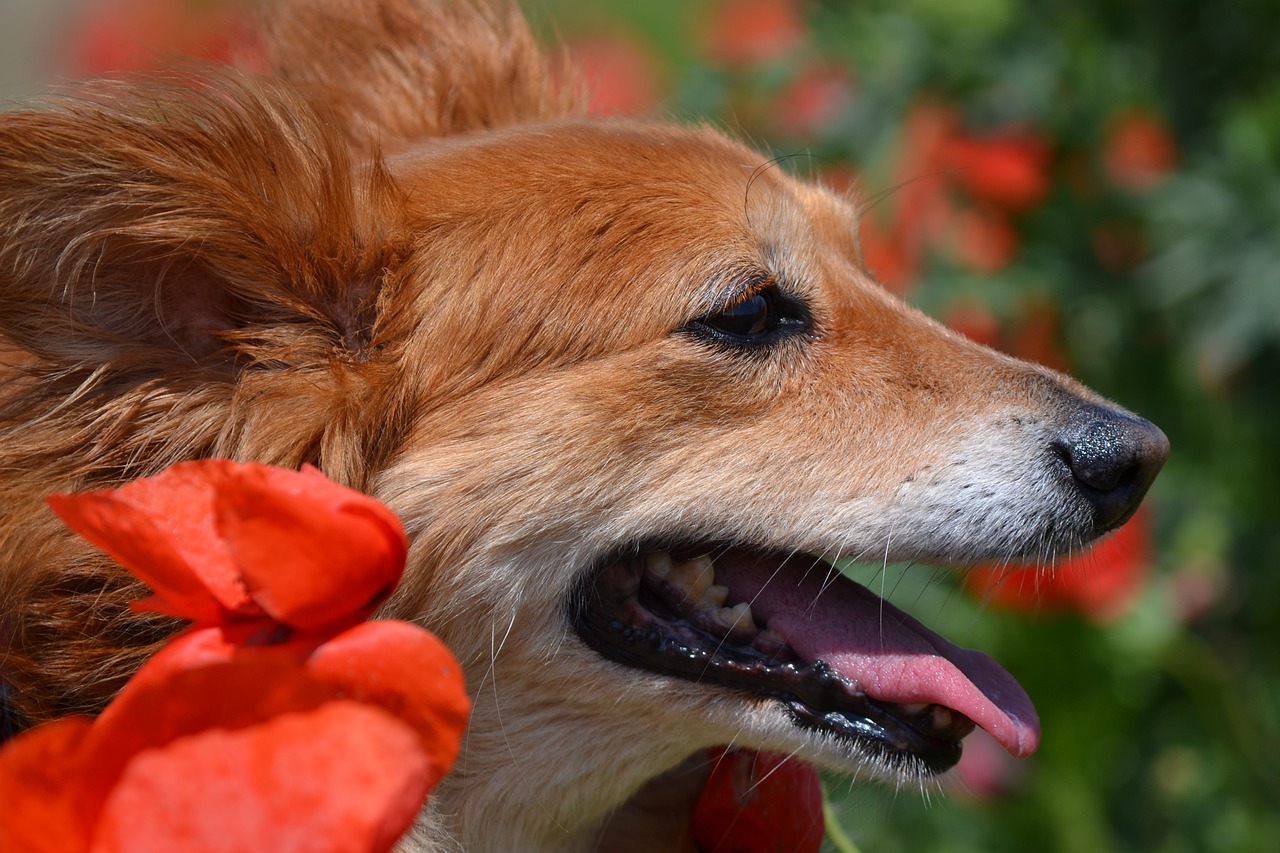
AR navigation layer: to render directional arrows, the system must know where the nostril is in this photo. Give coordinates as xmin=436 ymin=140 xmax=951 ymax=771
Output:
xmin=1056 ymin=407 xmax=1169 ymax=533
xmin=1058 ymin=418 xmax=1137 ymax=492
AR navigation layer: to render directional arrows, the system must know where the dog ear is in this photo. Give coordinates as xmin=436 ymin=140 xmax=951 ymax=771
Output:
xmin=0 ymin=75 xmax=404 ymax=371
xmin=263 ymin=0 xmax=582 ymax=147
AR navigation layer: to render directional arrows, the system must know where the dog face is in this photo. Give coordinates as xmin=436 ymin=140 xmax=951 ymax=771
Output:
xmin=360 ymin=120 xmax=1166 ymax=847
xmin=0 ymin=2 xmax=1166 ymax=850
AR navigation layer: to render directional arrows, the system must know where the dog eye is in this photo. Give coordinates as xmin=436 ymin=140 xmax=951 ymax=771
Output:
xmin=708 ymin=292 xmax=773 ymax=337
xmin=688 ymin=284 xmax=809 ymax=346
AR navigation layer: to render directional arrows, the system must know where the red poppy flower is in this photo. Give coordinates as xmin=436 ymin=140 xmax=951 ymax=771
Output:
xmin=939 ymin=130 xmax=1052 ymax=212
xmin=45 ymin=460 xmax=407 ymax=638
xmin=945 ymin=298 xmax=1002 ymax=349
xmin=893 ymin=102 xmax=963 ymax=249
xmin=92 ymin=702 xmax=428 ymax=853
xmin=1007 ymin=297 xmax=1070 ymax=373
xmin=965 ymin=507 xmax=1154 ymax=623
xmin=0 ymin=717 xmax=94 ymax=851
xmin=950 ymin=729 xmax=1027 ymax=800
xmin=570 ymin=36 xmax=660 ymax=117
xmin=0 ymin=460 xmax=468 ymax=852
xmin=774 ymin=63 xmax=856 ymax=137
xmin=949 ymin=207 xmax=1019 ymax=273
xmin=690 ymin=747 xmax=824 ymax=853
xmin=1103 ymin=110 xmax=1178 ymax=191
xmin=60 ymin=0 xmax=253 ymax=77
xmin=0 ymin=650 xmax=445 ymax=853
xmin=705 ymin=0 xmax=808 ymax=68
xmin=859 ymin=213 xmax=919 ymax=293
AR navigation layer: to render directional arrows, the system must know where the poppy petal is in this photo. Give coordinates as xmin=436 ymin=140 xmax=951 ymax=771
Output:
xmin=306 ymin=621 xmax=470 ymax=787
xmin=0 ymin=716 xmax=93 ymax=852
xmin=46 ymin=461 xmax=261 ymax=622
xmin=691 ymin=747 xmax=824 ymax=853
xmin=215 ymin=464 xmax=407 ymax=631
xmin=78 ymin=644 xmax=336 ymax=820
xmin=91 ymin=702 xmax=431 ymax=853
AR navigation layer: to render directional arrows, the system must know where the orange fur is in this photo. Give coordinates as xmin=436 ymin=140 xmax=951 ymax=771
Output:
xmin=0 ymin=2 xmax=1166 ymax=850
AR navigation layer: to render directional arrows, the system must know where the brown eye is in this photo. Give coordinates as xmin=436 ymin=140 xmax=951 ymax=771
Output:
xmin=688 ymin=284 xmax=810 ymax=347
xmin=706 ymin=292 xmax=771 ymax=338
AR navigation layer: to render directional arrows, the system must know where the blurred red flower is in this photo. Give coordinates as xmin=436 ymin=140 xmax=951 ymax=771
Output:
xmin=0 ymin=461 xmax=469 ymax=853
xmin=965 ymin=506 xmax=1155 ymax=623
xmin=1007 ymin=297 xmax=1070 ymax=373
xmin=860 ymin=103 xmax=1055 ymax=292
xmin=570 ymin=36 xmax=660 ymax=117
xmin=774 ymin=63 xmax=856 ymax=137
xmin=939 ymin=130 xmax=1052 ymax=212
xmin=705 ymin=0 xmax=808 ymax=67
xmin=1103 ymin=110 xmax=1178 ymax=191
xmin=691 ymin=747 xmax=824 ymax=853
xmin=950 ymin=207 xmax=1019 ymax=273
xmin=950 ymin=729 xmax=1027 ymax=799
xmin=864 ymin=101 xmax=962 ymax=290
xmin=893 ymin=102 xmax=962 ymax=244
xmin=859 ymin=212 xmax=919 ymax=294
xmin=61 ymin=0 xmax=251 ymax=77
xmin=944 ymin=298 xmax=1002 ymax=349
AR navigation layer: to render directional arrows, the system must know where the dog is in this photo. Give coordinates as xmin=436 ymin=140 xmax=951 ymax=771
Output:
xmin=0 ymin=0 xmax=1168 ymax=849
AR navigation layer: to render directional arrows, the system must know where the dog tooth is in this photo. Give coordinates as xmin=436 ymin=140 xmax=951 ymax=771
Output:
xmin=665 ymin=561 xmax=693 ymax=592
xmin=672 ymin=555 xmax=715 ymax=599
xmin=721 ymin=601 xmax=753 ymax=631
xmin=644 ymin=551 xmax=673 ymax=579
xmin=700 ymin=584 xmax=729 ymax=608
xmin=931 ymin=706 xmax=954 ymax=731
xmin=716 ymin=604 xmax=747 ymax=630
xmin=900 ymin=703 xmax=930 ymax=716
xmin=754 ymin=628 xmax=789 ymax=656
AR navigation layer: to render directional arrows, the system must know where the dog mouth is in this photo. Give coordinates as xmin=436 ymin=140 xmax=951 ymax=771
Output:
xmin=574 ymin=547 xmax=1039 ymax=775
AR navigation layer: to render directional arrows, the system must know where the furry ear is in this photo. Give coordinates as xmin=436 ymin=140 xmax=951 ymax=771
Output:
xmin=0 ymin=74 xmax=403 ymax=372
xmin=263 ymin=0 xmax=583 ymax=148
xmin=0 ymin=0 xmax=573 ymax=374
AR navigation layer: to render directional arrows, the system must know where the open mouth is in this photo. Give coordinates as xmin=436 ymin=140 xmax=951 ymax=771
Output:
xmin=574 ymin=547 xmax=1040 ymax=775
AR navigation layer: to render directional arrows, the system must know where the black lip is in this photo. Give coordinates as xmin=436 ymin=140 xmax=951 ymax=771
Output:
xmin=571 ymin=551 xmax=967 ymax=774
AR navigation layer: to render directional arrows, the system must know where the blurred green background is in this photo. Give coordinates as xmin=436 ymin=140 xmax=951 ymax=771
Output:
xmin=5 ymin=1 xmax=1279 ymax=850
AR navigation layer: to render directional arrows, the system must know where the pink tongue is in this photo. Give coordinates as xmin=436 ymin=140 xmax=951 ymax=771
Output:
xmin=715 ymin=554 xmax=1040 ymax=758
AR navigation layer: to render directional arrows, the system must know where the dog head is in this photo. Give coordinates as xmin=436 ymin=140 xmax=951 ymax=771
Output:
xmin=0 ymin=1 xmax=1166 ymax=849
xmin=370 ymin=117 xmax=1167 ymax=848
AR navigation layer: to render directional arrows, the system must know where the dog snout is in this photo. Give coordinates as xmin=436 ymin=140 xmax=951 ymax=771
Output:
xmin=1052 ymin=403 xmax=1169 ymax=534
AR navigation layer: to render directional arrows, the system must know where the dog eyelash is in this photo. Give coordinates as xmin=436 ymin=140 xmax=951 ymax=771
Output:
xmin=682 ymin=281 xmax=811 ymax=349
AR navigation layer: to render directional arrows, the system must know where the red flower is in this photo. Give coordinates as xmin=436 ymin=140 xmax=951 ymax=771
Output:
xmin=945 ymin=298 xmax=1002 ymax=349
xmin=60 ymin=0 xmax=253 ymax=77
xmin=950 ymin=729 xmax=1027 ymax=799
xmin=45 ymin=460 xmax=406 ymax=638
xmin=939 ymin=130 xmax=1053 ymax=212
xmin=862 ymin=105 xmax=1054 ymax=292
xmin=965 ymin=506 xmax=1155 ymax=623
xmin=1103 ymin=110 xmax=1178 ymax=191
xmin=1007 ymin=297 xmax=1069 ymax=373
xmin=0 ymin=461 xmax=469 ymax=852
xmin=894 ymin=102 xmax=963 ymax=245
xmin=949 ymin=207 xmax=1019 ymax=273
xmin=691 ymin=747 xmax=824 ymax=853
xmin=570 ymin=36 xmax=660 ymax=117
xmin=859 ymin=212 xmax=919 ymax=293
xmin=774 ymin=63 xmax=856 ymax=137
xmin=705 ymin=0 xmax=808 ymax=68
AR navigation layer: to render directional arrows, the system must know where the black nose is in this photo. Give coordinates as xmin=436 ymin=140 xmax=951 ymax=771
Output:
xmin=1054 ymin=404 xmax=1169 ymax=533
